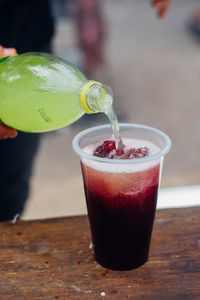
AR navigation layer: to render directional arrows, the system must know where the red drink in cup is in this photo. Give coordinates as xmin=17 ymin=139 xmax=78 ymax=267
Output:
xmin=73 ymin=124 xmax=171 ymax=270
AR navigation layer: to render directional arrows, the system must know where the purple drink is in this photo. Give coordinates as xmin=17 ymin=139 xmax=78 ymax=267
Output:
xmin=81 ymin=138 xmax=160 ymax=270
xmin=73 ymin=124 xmax=171 ymax=270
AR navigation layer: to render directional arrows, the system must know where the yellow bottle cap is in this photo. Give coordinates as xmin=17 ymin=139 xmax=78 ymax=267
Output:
xmin=80 ymin=81 xmax=100 ymax=113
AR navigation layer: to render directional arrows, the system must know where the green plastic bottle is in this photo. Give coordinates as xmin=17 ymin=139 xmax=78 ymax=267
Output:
xmin=0 ymin=52 xmax=113 ymax=132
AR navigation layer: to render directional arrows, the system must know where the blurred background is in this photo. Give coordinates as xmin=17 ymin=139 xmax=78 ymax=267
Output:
xmin=22 ymin=0 xmax=200 ymax=219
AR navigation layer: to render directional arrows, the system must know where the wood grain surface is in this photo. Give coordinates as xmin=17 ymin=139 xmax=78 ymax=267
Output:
xmin=0 ymin=207 xmax=199 ymax=300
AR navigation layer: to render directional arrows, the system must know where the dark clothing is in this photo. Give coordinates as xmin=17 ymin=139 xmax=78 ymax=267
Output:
xmin=0 ymin=0 xmax=54 ymax=53
xmin=0 ymin=1 xmax=54 ymax=221
xmin=0 ymin=132 xmax=40 ymax=221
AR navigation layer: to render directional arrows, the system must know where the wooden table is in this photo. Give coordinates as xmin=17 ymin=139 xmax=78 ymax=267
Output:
xmin=0 ymin=207 xmax=199 ymax=300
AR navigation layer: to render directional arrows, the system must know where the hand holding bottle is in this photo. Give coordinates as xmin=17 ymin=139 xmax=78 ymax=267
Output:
xmin=0 ymin=45 xmax=18 ymax=139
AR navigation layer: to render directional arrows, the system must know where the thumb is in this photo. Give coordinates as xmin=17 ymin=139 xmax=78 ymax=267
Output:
xmin=0 ymin=45 xmax=17 ymax=57
xmin=0 ymin=122 xmax=18 ymax=139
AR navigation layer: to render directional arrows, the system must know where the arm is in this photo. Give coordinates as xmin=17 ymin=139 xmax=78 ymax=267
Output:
xmin=152 ymin=0 xmax=171 ymax=19
xmin=0 ymin=45 xmax=18 ymax=139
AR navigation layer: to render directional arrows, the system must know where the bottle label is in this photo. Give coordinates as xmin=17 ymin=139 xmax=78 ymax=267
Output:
xmin=0 ymin=54 xmax=18 ymax=64
xmin=38 ymin=108 xmax=52 ymax=123
xmin=0 ymin=56 xmax=9 ymax=63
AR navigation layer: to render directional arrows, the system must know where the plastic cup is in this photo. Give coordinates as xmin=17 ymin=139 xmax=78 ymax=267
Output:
xmin=73 ymin=123 xmax=171 ymax=270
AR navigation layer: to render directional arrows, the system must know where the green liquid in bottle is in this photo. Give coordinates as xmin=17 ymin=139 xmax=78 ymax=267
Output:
xmin=0 ymin=53 xmax=87 ymax=132
xmin=0 ymin=52 xmax=122 ymax=148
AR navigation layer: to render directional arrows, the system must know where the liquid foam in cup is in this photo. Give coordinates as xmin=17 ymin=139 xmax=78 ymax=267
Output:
xmin=83 ymin=137 xmax=160 ymax=172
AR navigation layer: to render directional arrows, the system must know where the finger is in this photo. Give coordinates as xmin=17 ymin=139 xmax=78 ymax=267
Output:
xmin=0 ymin=45 xmax=4 ymax=55
xmin=152 ymin=0 xmax=164 ymax=8
xmin=3 ymin=48 xmax=17 ymax=56
xmin=0 ymin=123 xmax=18 ymax=139
xmin=0 ymin=45 xmax=17 ymax=57
xmin=158 ymin=7 xmax=168 ymax=19
xmin=152 ymin=0 xmax=171 ymax=19
xmin=152 ymin=0 xmax=171 ymax=10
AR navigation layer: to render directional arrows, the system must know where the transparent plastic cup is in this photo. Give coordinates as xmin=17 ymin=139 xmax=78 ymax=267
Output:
xmin=73 ymin=123 xmax=171 ymax=270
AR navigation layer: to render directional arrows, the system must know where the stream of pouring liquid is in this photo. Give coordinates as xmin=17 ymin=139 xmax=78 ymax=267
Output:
xmin=105 ymin=106 xmax=123 ymax=150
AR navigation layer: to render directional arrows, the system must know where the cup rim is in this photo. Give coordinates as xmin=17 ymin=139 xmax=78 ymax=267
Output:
xmin=72 ymin=123 xmax=171 ymax=164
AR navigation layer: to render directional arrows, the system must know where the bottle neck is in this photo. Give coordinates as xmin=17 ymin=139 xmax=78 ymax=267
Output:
xmin=80 ymin=81 xmax=113 ymax=114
